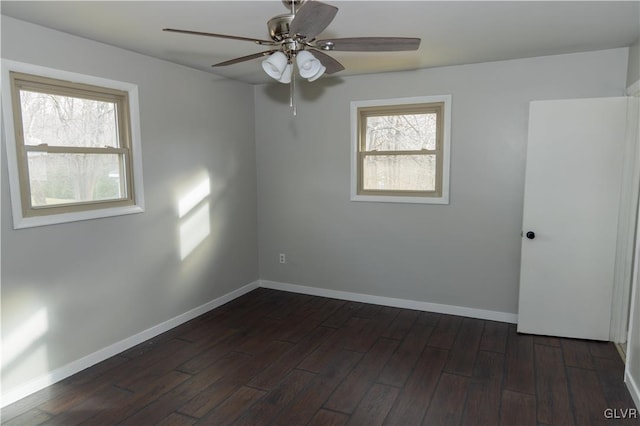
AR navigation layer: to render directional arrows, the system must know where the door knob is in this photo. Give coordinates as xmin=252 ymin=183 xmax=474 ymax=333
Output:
xmin=526 ymin=231 xmax=535 ymax=239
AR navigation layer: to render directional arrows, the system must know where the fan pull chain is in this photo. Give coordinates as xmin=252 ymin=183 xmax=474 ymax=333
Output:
xmin=290 ymin=64 xmax=297 ymax=116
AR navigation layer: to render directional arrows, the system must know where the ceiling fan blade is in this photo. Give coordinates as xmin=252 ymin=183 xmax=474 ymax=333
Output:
xmin=308 ymin=49 xmax=345 ymax=74
xmin=289 ymin=1 xmax=338 ymax=41
xmin=315 ymin=37 xmax=421 ymax=52
xmin=163 ymin=28 xmax=276 ymax=46
xmin=212 ymin=50 xmax=279 ymax=67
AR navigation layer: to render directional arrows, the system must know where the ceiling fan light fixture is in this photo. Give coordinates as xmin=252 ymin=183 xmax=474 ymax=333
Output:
xmin=262 ymin=51 xmax=289 ymax=80
xmin=296 ymin=50 xmax=324 ymax=81
xmin=306 ymin=64 xmax=326 ymax=82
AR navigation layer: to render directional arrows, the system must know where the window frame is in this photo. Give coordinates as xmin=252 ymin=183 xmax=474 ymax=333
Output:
xmin=350 ymin=95 xmax=451 ymax=205
xmin=2 ymin=60 xmax=145 ymax=229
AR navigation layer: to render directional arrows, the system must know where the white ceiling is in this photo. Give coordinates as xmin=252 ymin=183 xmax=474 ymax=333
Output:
xmin=2 ymin=1 xmax=639 ymax=85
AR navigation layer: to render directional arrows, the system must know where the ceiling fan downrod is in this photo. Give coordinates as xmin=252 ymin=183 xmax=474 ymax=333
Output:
xmin=282 ymin=0 xmax=304 ymax=14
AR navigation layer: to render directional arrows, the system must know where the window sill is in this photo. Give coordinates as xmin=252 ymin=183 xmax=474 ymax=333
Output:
xmin=350 ymin=194 xmax=449 ymax=205
xmin=12 ymin=204 xmax=145 ymax=229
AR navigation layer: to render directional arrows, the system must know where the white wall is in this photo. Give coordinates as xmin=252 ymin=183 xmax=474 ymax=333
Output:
xmin=255 ymin=48 xmax=629 ymax=316
xmin=1 ymin=16 xmax=259 ymax=398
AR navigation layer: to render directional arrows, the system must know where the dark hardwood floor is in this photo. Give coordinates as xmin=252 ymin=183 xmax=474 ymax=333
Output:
xmin=2 ymin=288 xmax=638 ymax=425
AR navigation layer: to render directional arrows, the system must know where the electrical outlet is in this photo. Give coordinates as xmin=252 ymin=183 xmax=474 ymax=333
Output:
xmin=279 ymin=253 xmax=286 ymax=264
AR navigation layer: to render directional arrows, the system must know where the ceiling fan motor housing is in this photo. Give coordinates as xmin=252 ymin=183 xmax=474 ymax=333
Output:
xmin=267 ymin=14 xmax=294 ymax=41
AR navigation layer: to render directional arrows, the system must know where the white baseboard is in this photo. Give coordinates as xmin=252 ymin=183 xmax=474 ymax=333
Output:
xmin=1 ymin=280 xmax=259 ymax=408
xmin=259 ymin=280 xmax=518 ymax=324
xmin=3 ymin=278 xmax=519 ymax=408
xmin=626 ymin=370 xmax=640 ymax=410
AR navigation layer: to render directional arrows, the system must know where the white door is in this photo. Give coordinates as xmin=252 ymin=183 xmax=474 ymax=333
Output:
xmin=518 ymin=97 xmax=628 ymax=341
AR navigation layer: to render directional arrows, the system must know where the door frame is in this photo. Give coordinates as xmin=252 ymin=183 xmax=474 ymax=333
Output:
xmin=610 ymin=82 xmax=640 ymax=343
xmin=624 ymin=79 xmax=640 ymax=410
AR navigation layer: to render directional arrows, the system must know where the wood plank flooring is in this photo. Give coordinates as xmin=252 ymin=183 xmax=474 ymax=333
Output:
xmin=2 ymin=288 xmax=638 ymax=425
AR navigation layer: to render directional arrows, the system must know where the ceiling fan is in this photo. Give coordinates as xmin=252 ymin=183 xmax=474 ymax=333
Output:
xmin=163 ymin=0 xmax=421 ymax=84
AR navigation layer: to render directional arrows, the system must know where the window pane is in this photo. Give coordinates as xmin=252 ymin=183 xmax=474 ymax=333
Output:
xmin=363 ymin=154 xmax=436 ymax=191
xmin=365 ymin=113 xmax=437 ymax=151
xmin=19 ymin=90 xmax=119 ymax=148
xmin=27 ymin=152 xmax=126 ymax=206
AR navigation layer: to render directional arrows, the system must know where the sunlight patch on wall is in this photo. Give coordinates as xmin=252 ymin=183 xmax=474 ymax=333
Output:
xmin=2 ymin=305 xmax=50 ymax=403
xmin=179 ymin=201 xmax=211 ymax=260
xmin=3 ymin=307 xmax=48 ymax=368
xmin=177 ymin=175 xmax=211 ymax=260
xmin=178 ymin=178 xmax=210 ymax=219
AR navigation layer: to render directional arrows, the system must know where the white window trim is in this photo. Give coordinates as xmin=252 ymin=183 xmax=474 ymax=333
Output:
xmin=2 ymin=60 xmax=145 ymax=229
xmin=350 ymin=95 xmax=451 ymax=205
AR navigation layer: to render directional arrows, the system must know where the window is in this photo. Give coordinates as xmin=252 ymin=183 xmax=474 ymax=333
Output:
xmin=351 ymin=95 xmax=451 ymax=204
xmin=2 ymin=61 xmax=144 ymax=228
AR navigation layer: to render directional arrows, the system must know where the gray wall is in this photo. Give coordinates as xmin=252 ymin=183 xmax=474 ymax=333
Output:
xmin=1 ymin=12 xmax=633 ymax=402
xmin=255 ymin=48 xmax=629 ymax=316
xmin=1 ymin=17 xmax=259 ymax=394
